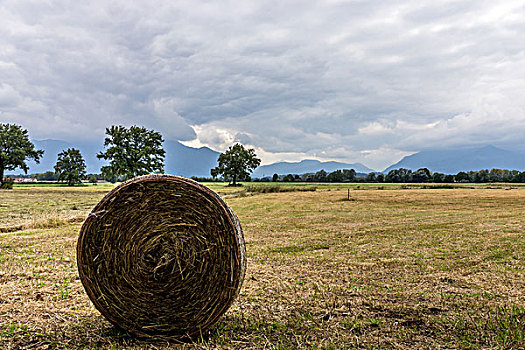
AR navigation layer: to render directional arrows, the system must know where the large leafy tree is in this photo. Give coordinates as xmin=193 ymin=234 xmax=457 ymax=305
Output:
xmin=97 ymin=125 xmax=165 ymax=181
xmin=211 ymin=143 xmax=261 ymax=185
xmin=0 ymin=124 xmax=44 ymax=187
xmin=412 ymin=168 xmax=431 ymax=182
xmin=342 ymin=169 xmax=356 ymax=182
xmin=385 ymin=168 xmax=412 ymax=183
xmin=54 ymin=148 xmax=87 ymax=186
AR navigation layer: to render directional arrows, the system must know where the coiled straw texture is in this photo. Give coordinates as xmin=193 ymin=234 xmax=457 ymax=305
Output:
xmin=77 ymin=175 xmax=246 ymax=338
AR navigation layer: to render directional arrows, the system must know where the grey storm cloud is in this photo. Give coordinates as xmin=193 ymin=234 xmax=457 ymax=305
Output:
xmin=1 ymin=0 xmax=524 ymax=169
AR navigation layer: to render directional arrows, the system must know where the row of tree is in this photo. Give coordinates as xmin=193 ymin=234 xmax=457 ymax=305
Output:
xmin=383 ymin=167 xmax=525 ymax=183
xmin=270 ymin=167 xmax=525 ymax=183
xmin=271 ymin=169 xmax=358 ymax=183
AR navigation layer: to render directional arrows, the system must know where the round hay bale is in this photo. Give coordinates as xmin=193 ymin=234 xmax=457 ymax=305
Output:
xmin=77 ymin=175 xmax=246 ymax=338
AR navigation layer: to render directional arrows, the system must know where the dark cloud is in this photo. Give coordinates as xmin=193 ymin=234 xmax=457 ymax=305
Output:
xmin=1 ymin=0 xmax=524 ymax=169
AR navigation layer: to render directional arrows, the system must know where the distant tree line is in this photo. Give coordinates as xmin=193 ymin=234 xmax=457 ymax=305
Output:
xmin=383 ymin=168 xmax=525 ymax=183
xmin=8 ymin=172 xmax=105 ymax=182
xmin=265 ymin=167 xmax=525 ymax=183
xmin=254 ymin=169 xmax=357 ymax=183
xmin=267 ymin=169 xmax=359 ymax=183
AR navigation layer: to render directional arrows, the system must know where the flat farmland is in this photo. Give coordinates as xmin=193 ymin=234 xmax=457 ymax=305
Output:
xmin=1 ymin=184 xmax=524 ymax=349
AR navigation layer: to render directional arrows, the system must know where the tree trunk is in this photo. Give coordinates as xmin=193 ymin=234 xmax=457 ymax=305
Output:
xmin=0 ymin=162 xmax=4 ymax=187
xmin=232 ymin=174 xmax=237 ymax=186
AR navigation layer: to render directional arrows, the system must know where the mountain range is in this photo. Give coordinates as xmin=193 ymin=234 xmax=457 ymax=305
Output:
xmin=7 ymin=140 xmax=525 ymax=177
xmin=384 ymin=145 xmax=525 ymax=174
xmin=164 ymin=141 xmax=219 ymax=178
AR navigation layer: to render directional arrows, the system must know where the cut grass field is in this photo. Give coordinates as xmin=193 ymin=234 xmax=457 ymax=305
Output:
xmin=1 ymin=183 xmax=524 ymax=349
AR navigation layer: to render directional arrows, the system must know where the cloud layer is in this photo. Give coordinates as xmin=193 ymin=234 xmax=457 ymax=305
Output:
xmin=1 ymin=0 xmax=524 ymax=169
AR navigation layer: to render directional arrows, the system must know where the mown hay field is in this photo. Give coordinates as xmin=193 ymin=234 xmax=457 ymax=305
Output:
xmin=1 ymin=184 xmax=524 ymax=349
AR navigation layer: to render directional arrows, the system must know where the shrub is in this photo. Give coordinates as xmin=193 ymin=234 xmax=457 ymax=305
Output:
xmin=0 ymin=178 xmax=14 ymax=189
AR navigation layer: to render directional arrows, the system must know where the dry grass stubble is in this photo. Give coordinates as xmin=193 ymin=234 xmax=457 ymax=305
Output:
xmin=1 ymin=186 xmax=524 ymax=348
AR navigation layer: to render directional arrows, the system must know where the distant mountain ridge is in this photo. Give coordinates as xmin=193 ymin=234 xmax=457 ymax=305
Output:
xmin=251 ymin=159 xmax=375 ymax=178
xmin=164 ymin=141 xmax=219 ymax=178
xmin=384 ymin=145 xmax=525 ymax=174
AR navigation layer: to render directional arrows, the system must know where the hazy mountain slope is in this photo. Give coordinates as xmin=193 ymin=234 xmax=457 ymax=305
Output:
xmin=164 ymin=141 xmax=219 ymax=178
xmin=384 ymin=145 xmax=525 ymax=173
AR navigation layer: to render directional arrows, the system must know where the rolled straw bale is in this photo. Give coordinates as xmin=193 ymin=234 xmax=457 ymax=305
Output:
xmin=77 ymin=175 xmax=246 ymax=338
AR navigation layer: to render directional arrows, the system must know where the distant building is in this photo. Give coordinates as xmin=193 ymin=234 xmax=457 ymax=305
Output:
xmin=13 ymin=178 xmax=37 ymax=182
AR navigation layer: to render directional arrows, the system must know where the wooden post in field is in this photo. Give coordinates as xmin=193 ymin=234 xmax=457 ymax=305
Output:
xmin=347 ymin=188 xmax=350 ymax=201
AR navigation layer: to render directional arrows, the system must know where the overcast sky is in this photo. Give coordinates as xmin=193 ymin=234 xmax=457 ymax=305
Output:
xmin=1 ymin=1 xmax=524 ymax=170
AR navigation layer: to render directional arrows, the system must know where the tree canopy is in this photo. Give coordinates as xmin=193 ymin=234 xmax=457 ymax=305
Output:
xmin=97 ymin=125 xmax=165 ymax=181
xmin=0 ymin=124 xmax=44 ymax=187
xmin=211 ymin=143 xmax=261 ymax=185
xmin=54 ymin=148 xmax=87 ymax=186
